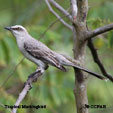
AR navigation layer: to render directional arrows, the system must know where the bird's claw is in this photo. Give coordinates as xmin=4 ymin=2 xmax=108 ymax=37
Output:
xmin=23 ymin=82 xmax=32 ymax=90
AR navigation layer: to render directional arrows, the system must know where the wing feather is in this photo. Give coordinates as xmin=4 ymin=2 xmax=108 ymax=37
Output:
xmin=24 ymin=42 xmax=67 ymax=72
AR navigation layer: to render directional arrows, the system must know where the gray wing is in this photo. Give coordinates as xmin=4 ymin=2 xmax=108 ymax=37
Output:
xmin=24 ymin=41 xmax=67 ymax=72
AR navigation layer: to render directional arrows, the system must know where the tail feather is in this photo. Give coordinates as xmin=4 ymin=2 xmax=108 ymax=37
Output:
xmin=61 ymin=54 xmax=107 ymax=80
xmin=72 ymin=64 xmax=106 ymax=80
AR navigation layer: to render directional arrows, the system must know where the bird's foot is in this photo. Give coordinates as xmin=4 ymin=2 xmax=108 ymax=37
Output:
xmin=23 ymin=81 xmax=32 ymax=90
xmin=28 ymin=69 xmax=43 ymax=83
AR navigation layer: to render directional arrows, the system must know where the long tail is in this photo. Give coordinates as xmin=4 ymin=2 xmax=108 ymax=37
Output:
xmin=72 ymin=64 xmax=106 ymax=80
xmin=60 ymin=54 xmax=107 ymax=80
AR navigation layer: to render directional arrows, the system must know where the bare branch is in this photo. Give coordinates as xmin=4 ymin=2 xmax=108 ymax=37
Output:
xmin=87 ymin=39 xmax=113 ymax=82
xmin=49 ymin=0 xmax=73 ymax=22
xmin=86 ymin=23 xmax=113 ymax=40
xmin=45 ymin=0 xmax=73 ymax=30
xmin=12 ymin=84 xmax=30 ymax=113
xmin=12 ymin=69 xmax=44 ymax=113
xmin=70 ymin=0 xmax=78 ymax=22
xmin=39 ymin=15 xmax=72 ymax=40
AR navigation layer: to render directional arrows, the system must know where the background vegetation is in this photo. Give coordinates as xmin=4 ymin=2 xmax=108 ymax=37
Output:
xmin=0 ymin=0 xmax=113 ymax=113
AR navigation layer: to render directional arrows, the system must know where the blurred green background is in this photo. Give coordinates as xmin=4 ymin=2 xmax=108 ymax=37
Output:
xmin=0 ymin=0 xmax=113 ymax=113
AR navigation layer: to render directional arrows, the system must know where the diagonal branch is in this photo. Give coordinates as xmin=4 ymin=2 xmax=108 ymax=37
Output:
xmin=86 ymin=23 xmax=113 ymax=40
xmin=45 ymin=0 xmax=73 ymax=30
xmin=39 ymin=15 xmax=72 ymax=40
xmin=87 ymin=39 xmax=113 ymax=82
xmin=12 ymin=68 xmax=44 ymax=113
xmin=49 ymin=0 xmax=73 ymax=22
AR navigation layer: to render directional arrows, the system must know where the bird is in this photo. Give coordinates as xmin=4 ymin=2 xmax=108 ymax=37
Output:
xmin=4 ymin=25 xmax=106 ymax=80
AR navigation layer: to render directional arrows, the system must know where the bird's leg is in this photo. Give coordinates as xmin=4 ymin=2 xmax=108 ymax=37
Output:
xmin=23 ymin=72 xmax=35 ymax=89
xmin=28 ymin=70 xmax=40 ymax=80
xmin=24 ymin=68 xmax=44 ymax=89
xmin=31 ymin=69 xmax=43 ymax=82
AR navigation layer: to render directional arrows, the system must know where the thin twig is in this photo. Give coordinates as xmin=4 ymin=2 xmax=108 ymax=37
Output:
xmin=87 ymin=39 xmax=113 ymax=82
xmin=12 ymin=68 xmax=44 ymax=113
xmin=39 ymin=14 xmax=72 ymax=40
xmin=86 ymin=23 xmax=113 ymax=40
xmin=0 ymin=57 xmax=25 ymax=89
xmin=0 ymin=102 xmax=12 ymax=113
xmin=45 ymin=0 xmax=73 ymax=30
xmin=49 ymin=0 xmax=73 ymax=22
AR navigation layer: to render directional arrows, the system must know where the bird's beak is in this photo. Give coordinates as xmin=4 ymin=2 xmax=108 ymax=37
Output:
xmin=4 ymin=27 xmax=12 ymax=31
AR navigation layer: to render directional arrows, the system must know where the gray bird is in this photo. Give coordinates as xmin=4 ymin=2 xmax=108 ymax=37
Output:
xmin=5 ymin=25 xmax=105 ymax=80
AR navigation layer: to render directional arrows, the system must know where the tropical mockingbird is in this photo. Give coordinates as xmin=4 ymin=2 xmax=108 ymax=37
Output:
xmin=5 ymin=25 xmax=105 ymax=80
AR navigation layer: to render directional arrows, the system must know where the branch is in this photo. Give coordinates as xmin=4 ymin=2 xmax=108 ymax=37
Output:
xmin=76 ymin=0 xmax=88 ymax=22
xmin=49 ymin=0 xmax=73 ymax=22
xmin=86 ymin=23 xmax=113 ymax=40
xmin=39 ymin=15 xmax=72 ymax=40
xmin=87 ymin=39 xmax=113 ymax=82
xmin=70 ymin=0 xmax=78 ymax=22
xmin=12 ymin=68 xmax=44 ymax=113
xmin=72 ymin=0 xmax=89 ymax=113
xmin=45 ymin=0 xmax=73 ymax=30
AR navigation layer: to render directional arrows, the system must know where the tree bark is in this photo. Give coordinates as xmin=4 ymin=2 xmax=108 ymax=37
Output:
xmin=72 ymin=0 xmax=89 ymax=113
xmin=73 ymin=25 xmax=88 ymax=113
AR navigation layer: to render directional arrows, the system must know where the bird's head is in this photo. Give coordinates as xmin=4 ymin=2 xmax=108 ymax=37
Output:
xmin=5 ymin=25 xmax=29 ymax=38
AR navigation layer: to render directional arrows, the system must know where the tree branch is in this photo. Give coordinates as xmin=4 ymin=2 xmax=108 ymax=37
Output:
xmin=72 ymin=0 xmax=89 ymax=113
xmin=49 ymin=0 xmax=73 ymax=22
xmin=76 ymin=0 xmax=88 ymax=22
xmin=45 ymin=0 xmax=73 ymax=30
xmin=70 ymin=0 xmax=78 ymax=22
xmin=87 ymin=39 xmax=113 ymax=82
xmin=86 ymin=23 xmax=113 ymax=40
xmin=39 ymin=15 xmax=72 ymax=40
xmin=12 ymin=68 xmax=44 ymax=113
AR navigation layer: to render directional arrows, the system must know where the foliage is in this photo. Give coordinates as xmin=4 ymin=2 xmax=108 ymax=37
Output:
xmin=0 ymin=0 xmax=113 ymax=113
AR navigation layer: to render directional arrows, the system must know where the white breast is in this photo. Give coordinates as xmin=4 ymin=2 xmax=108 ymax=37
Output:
xmin=16 ymin=37 xmax=46 ymax=69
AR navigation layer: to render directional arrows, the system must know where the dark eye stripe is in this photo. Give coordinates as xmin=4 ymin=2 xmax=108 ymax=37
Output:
xmin=12 ymin=27 xmax=23 ymax=31
xmin=12 ymin=27 xmax=19 ymax=30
